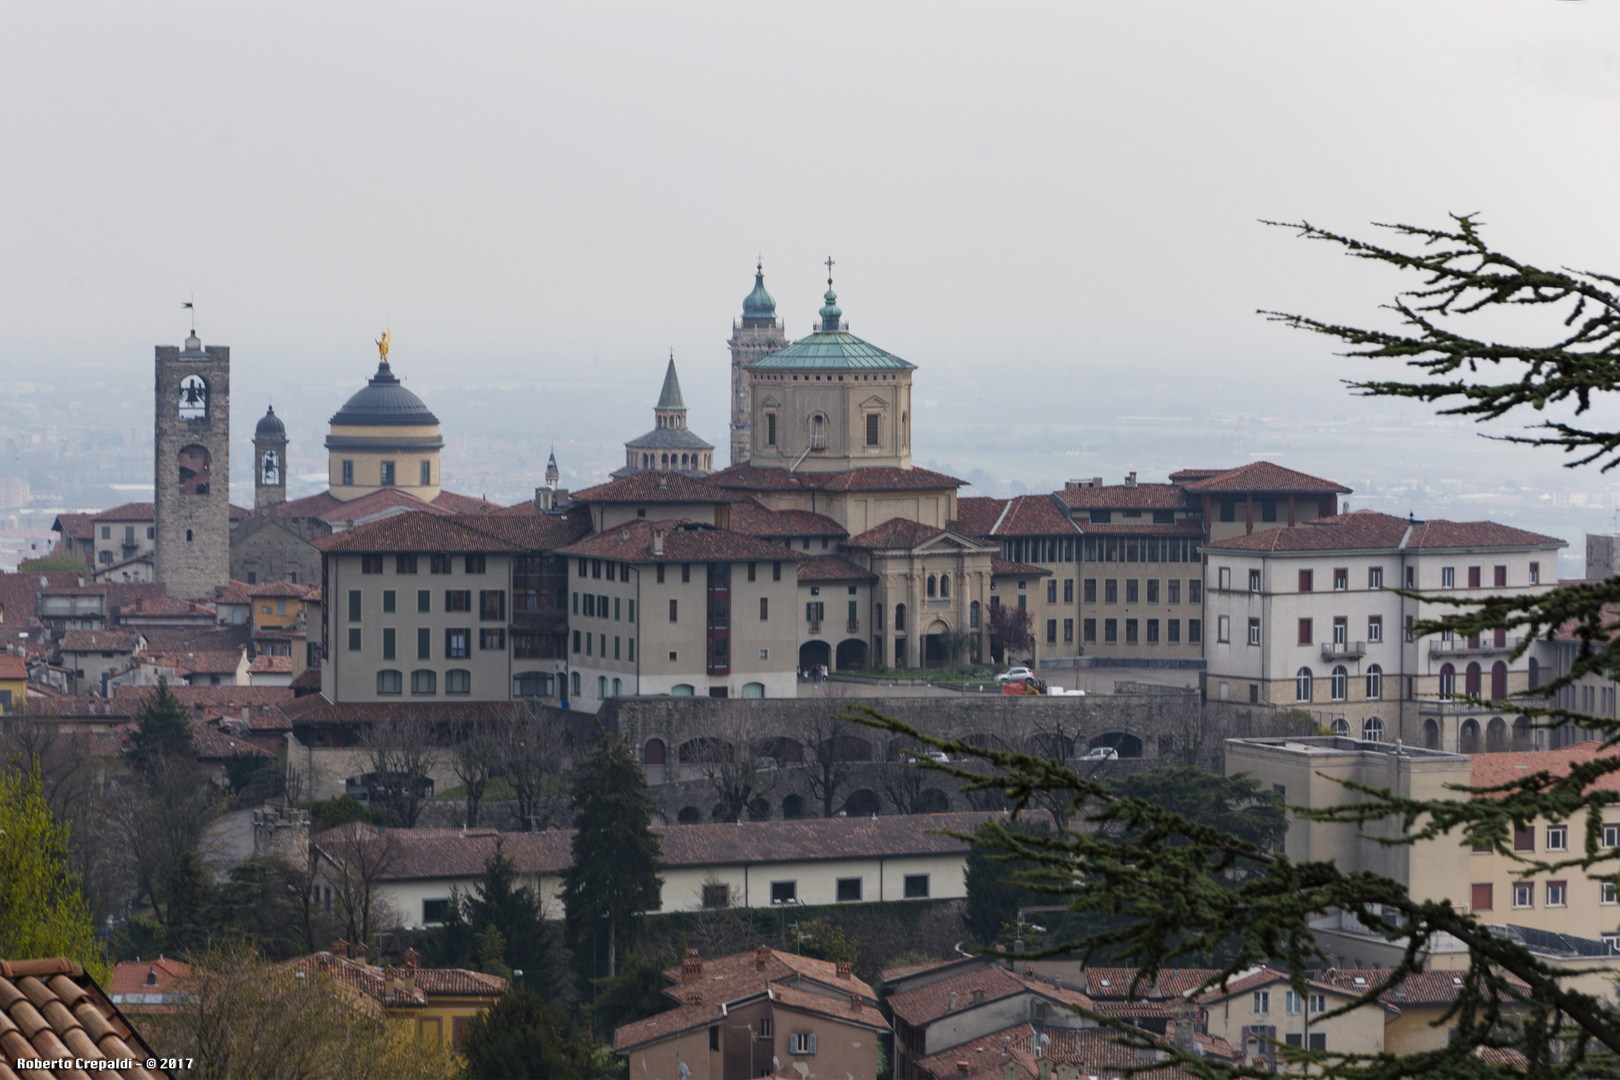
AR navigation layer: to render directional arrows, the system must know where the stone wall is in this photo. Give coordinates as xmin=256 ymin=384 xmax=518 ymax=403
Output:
xmin=230 ymin=513 xmax=328 ymax=588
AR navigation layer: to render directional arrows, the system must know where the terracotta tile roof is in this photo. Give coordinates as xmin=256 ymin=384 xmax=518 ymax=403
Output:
xmin=881 ymin=959 xmax=956 ymax=983
xmin=244 ymin=581 xmax=309 ymax=598
xmin=708 ymin=463 xmax=966 ymax=494
xmin=795 ymin=555 xmax=876 ymax=584
xmin=1082 ymin=968 xmax=1220 ymax=1000
xmin=105 ymin=582 xmax=167 ymax=609
xmin=570 ymin=471 xmax=733 ymax=505
xmin=1168 ymin=468 xmax=1227 ymax=482
xmin=112 ymin=684 xmax=295 ymax=710
xmin=727 ymin=499 xmax=848 ymax=539
xmin=139 ymin=648 xmax=243 ymax=676
xmin=989 ymin=495 xmax=1083 ymax=536
xmin=447 ymin=512 xmax=593 ymax=552
xmin=1182 ymin=461 xmax=1351 ymax=494
xmin=1318 ymin=968 xmax=1528 ymax=1007
xmin=845 ymin=518 xmax=946 ymax=550
xmin=318 ymin=811 xmax=1001 ymax=883
xmin=950 ymin=497 xmax=1008 ymax=539
xmin=411 ymin=967 xmax=509 ymax=996
xmin=60 ymin=630 xmax=140 ymax=653
xmin=887 ymin=965 xmax=1044 ymax=1026
xmin=91 ymin=503 xmax=155 ymax=521
xmin=0 ymin=655 xmax=26 ymax=680
xmin=659 ymin=949 xmax=879 ymax=1005
xmin=136 ymin=624 xmax=251 ymax=656
xmin=0 ymin=957 xmax=168 ymax=1079
xmin=1201 ymin=510 xmax=1416 ymax=553
xmin=1405 ymin=518 xmax=1565 ymax=550
xmin=429 ymin=490 xmax=504 ymax=514
xmin=51 ymin=513 xmax=96 ymax=541
xmin=313 ymin=513 xmax=528 ymax=554
xmin=914 ymin=1026 xmax=1040 ymax=1080
xmin=122 ymin=596 xmax=217 ymax=618
xmin=108 ymin=958 xmax=191 ymax=1000
xmin=991 ymin=558 xmax=1051 ymax=577
xmin=1038 ymin=1025 xmax=1228 ymax=1076
xmin=290 ymin=668 xmax=322 ymax=692
xmin=248 ymin=655 xmax=293 ymax=674
xmin=39 ymin=582 xmax=104 ymax=597
xmin=1080 ymin=522 xmax=1205 ymax=536
xmin=196 ymin=704 xmax=292 ymax=732
xmin=557 ymin=519 xmax=794 ymax=563
xmin=1468 ymin=741 xmax=1619 ymax=796
xmin=0 ymin=572 xmax=51 ymax=639
xmin=279 ymin=695 xmax=524 ymax=727
xmin=1193 ymin=966 xmax=1387 ymax=1011
xmin=189 ymin=717 xmax=273 ymax=760
xmin=1057 ymin=484 xmax=1195 ymax=511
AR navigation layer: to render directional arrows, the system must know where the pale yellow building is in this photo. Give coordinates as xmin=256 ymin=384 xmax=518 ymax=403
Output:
xmin=324 ymin=356 xmax=444 ymax=502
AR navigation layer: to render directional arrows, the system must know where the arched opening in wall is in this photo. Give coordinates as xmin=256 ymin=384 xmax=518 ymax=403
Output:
xmin=741 ymin=681 xmax=765 ymax=698
xmin=643 ymin=739 xmax=666 ymax=766
xmin=670 ymin=684 xmax=695 ymax=696
xmin=1331 ymin=718 xmax=1350 ymax=737
xmin=1295 ymin=667 xmax=1313 ymax=703
xmin=1024 ymin=733 xmax=1074 ymax=760
xmin=1423 ymin=719 xmax=1440 ymax=750
xmin=1528 ymin=657 xmax=1540 ymax=689
xmin=923 ymin=620 xmax=952 ymax=668
xmin=1491 ymin=661 xmax=1508 ymax=702
xmin=926 ymin=575 xmax=937 ymax=598
xmin=799 ymin=640 xmax=831 ymax=671
xmin=809 ymin=413 xmax=827 ymax=449
xmin=177 ymin=375 xmax=209 ymax=420
xmin=894 ymin=603 xmax=906 ymax=632
xmin=748 ymin=798 xmax=770 ymax=821
xmin=1512 ymin=715 xmax=1536 ymax=751
xmin=1366 ymin=664 xmax=1383 ymax=700
xmin=1088 ymin=732 xmax=1143 ymax=758
xmin=1331 ymin=665 xmax=1348 ymax=702
xmin=969 ymin=601 xmax=980 ymax=629
xmin=1465 ymin=662 xmax=1482 ymax=698
xmin=679 ymin=737 xmax=733 ymax=764
xmin=1485 ymin=716 xmax=1507 ymax=753
xmin=836 ymin=638 xmax=867 ymax=671
xmin=915 ymin=788 xmax=951 ymax=814
xmin=843 ymin=789 xmax=881 ymax=817
xmin=1362 ymin=717 xmax=1384 ymax=742
xmin=260 ymin=450 xmax=281 ymax=485
xmin=939 ymin=574 xmax=950 ymax=599
xmin=1439 ymin=664 xmax=1456 ymax=701
xmin=781 ymin=794 xmax=807 ymax=819
xmin=761 ymin=736 xmax=804 ymax=766
xmin=1459 ymin=718 xmax=1480 ymax=754
xmin=178 ymin=445 xmax=213 ymax=495
xmin=677 ymin=806 xmax=702 ymax=824
xmin=710 ymin=803 xmax=727 ymax=821
xmin=819 ymin=735 xmax=873 ymax=762
xmin=961 ymin=733 xmax=999 ymax=759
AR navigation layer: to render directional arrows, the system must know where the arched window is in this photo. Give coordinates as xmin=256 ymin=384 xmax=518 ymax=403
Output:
xmin=810 ymin=413 xmax=827 ymax=448
xmin=598 ymin=675 xmax=607 ymax=698
xmin=1296 ymin=667 xmax=1313 ymax=703
xmin=1465 ymin=662 xmax=1482 ymax=698
xmin=260 ymin=450 xmax=281 ymax=485
xmin=1459 ymin=719 xmax=1480 ymax=753
xmin=377 ymin=670 xmax=402 ymax=695
xmin=643 ymin=739 xmax=666 ymax=766
xmin=940 ymin=574 xmax=950 ymax=598
xmin=1512 ymin=715 xmax=1534 ymax=751
xmin=570 ymin=671 xmax=581 ymax=696
xmin=741 ymin=682 xmax=765 ymax=698
xmin=1423 ymin=719 xmax=1440 ymax=749
xmin=1491 ymin=661 xmax=1507 ymax=701
xmin=411 ymin=669 xmax=436 ymax=695
xmin=177 ymin=374 xmax=209 ymax=420
xmin=1366 ymin=663 xmax=1383 ymax=700
xmin=926 ymin=576 xmax=936 ymax=598
xmin=1331 ymin=717 xmax=1350 ymax=737
xmin=671 ymin=684 xmax=695 ymax=696
xmin=661 ymin=453 xmax=669 ymax=466
xmin=1363 ymin=717 xmax=1384 ymax=742
xmin=895 ymin=604 xmax=907 ymax=632
xmin=446 ymin=669 xmax=470 ymax=695
xmin=970 ymin=600 xmax=980 ymax=629
xmin=1528 ymin=656 xmax=1540 ymax=689
xmin=1330 ymin=665 xmax=1348 ymax=702
xmin=178 ymin=445 xmax=212 ymax=495
xmin=613 ymin=677 xmax=623 ymax=696
xmin=1439 ymin=663 xmax=1455 ymax=701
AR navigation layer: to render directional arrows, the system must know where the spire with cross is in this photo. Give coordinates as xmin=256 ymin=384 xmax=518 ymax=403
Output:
xmin=819 ymin=256 xmax=842 ymax=331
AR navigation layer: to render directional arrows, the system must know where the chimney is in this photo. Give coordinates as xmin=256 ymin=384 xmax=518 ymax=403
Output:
xmin=533 ymin=487 xmax=555 ymax=512
xmin=1125 ymin=471 xmax=1137 ymax=487
xmin=836 ymin=962 xmax=851 ymax=980
xmin=972 ymin=989 xmax=985 ymax=1004
xmin=331 ymin=938 xmax=349 ymax=958
xmin=1093 ymin=477 xmax=1104 ymax=489
xmin=949 ymin=991 xmax=959 ymax=1012
xmin=755 ymin=945 xmax=770 ymax=972
xmin=652 ymin=530 xmax=664 ymax=556
xmin=682 ymin=948 xmax=702 ymax=983
xmin=957 ymin=1063 xmax=970 ymax=1077
xmin=850 ymin=992 xmax=862 ymax=1011
xmin=384 ymin=965 xmax=395 ymax=1002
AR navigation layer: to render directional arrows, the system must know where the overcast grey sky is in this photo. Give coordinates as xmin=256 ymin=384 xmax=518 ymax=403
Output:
xmin=4 ymin=2 xmax=1620 ymax=493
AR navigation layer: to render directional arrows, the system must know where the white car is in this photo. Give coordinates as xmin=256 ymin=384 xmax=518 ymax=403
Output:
xmin=1078 ymin=746 xmax=1120 ymax=762
xmin=995 ymin=667 xmax=1035 ymax=683
xmin=905 ymin=750 xmax=951 ymax=764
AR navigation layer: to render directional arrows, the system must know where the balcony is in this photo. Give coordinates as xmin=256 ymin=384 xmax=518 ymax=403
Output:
xmin=809 ymin=620 xmax=821 ymax=635
xmin=1320 ymin=640 xmax=1367 ymax=661
xmin=1429 ymin=635 xmax=1522 ymax=657
xmin=846 ymin=619 xmax=860 ymax=633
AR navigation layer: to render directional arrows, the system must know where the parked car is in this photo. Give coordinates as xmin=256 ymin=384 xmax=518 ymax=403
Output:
xmin=995 ymin=666 xmax=1035 ymax=684
xmin=904 ymin=750 xmax=951 ymax=764
xmin=1078 ymin=746 xmax=1120 ymax=761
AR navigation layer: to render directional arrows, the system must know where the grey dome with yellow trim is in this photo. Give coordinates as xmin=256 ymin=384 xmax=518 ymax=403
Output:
xmin=330 ymin=362 xmax=441 ymax=427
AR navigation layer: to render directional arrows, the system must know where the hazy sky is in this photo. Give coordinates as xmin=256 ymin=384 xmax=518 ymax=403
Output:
xmin=4 ymin=2 xmax=1620 ymax=481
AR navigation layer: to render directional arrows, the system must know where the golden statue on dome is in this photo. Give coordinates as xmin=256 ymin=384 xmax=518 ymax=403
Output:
xmin=376 ymin=327 xmax=391 ymax=364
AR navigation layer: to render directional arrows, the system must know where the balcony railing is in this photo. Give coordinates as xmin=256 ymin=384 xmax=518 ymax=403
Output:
xmin=808 ymin=620 xmax=821 ymax=635
xmin=1320 ymin=641 xmax=1367 ymax=660
xmin=1429 ymin=635 xmax=1522 ymax=657
xmin=846 ymin=619 xmax=860 ymax=633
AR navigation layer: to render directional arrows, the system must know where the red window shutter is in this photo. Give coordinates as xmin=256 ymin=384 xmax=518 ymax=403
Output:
xmin=1468 ymin=566 xmax=1481 ymax=588
xmin=1514 ymin=827 xmax=1535 ymax=852
xmin=1465 ymin=663 xmax=1482 ymax=697
xmin=1298 ymin=569 xmax=1313 ymax=592
xmin=1471 ymin=883 xmax=1492 ymax=911
xmin=1494 ymin=565 xmax=1507 ymax=587
xmin=1298 ymin=618 xmax=1312 ymax=645
xmin=1491 ymin=662 xmax=1507 ymax=700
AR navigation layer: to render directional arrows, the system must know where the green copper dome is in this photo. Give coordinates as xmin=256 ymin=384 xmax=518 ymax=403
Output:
xmin=746 ymin=285 xmax=915 ymax=373
xmin=741 ymin=261 xmax=777 ymax=324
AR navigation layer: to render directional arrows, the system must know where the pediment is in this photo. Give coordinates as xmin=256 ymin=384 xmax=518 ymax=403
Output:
xmin=760 ymin=394 xmax=782 ymax=408
xmin=859 ymin=394 xmax=889 ymax=409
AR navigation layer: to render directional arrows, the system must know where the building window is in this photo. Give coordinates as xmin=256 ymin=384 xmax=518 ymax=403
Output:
xmin=1298 ymin=618 xmax=1312 ymax=645
xmin=1125 ymin=619 xmax=1138 ymax=644
xmin=419 ymin=460 xmax=432 ymax=486
xmin=1063 ymin=618 xmax=1074 ymax=643
xmin=1547 ymin=881 xmax=1567 ymax=907
xmin=1083 ymin=618 xmax=1096 ymax=643
xmin=513 ymin=672 xmax=553 ymax=698
xmin=446 ymin=628 xmax=470 ymax=659
xmin=1244 ymin=617 xmax=1258 ymax=646
xmin=1333 ymin=568 xmax=1348 ymax=591
xmin=480 ymin=628 xmax=505 ymax=650
xmin=1362 ymin=717 xmax=1384 ymax=742
xmin=1368 ymin=615 xmax=1382 ymax=642
xmin=382 ymin=628 xmax=396 ymax=660
xmin=1298 ymin=569 xmax=1313 ymax=592
xmin=1471 ymin=883 xmax=1493 ymax=911
xmin=479 ymin=590 xmax=506 ymax=621
xmin=1330 ymin=665 xmax=1348 ymax=701
xmin=1439 ymin=663 xmax=1455 ymax=701
xmin=446 ymin=669 xmax=470 ymax=695
xmin=347 ymin=627 xmax=361 ymax=651
xmin=765 ymin=412 xmax=777 ymax=446
xmin=1286 ymin=991 xmax=1302 ymax=1016
xmin=836 ymin=877 xmax=863 ymax=902
xmin=1253 ymin=991 xmax=1270 ymax=1014
xmin=1084 ymin=579 xmax=1097 ymax=603
xmin=1167 ymin=618 xmax=1180 ymax=644
xmin=1605 ymin=824 xmax=1620 ymax=849
xmin=865 ymin=413 xmax=880 ymax=445
xmin=1296 ymin=667 xmax=1313 ymax=702
xmin=1216 ymin=615 xmax=1230 ymax=643
xmin=1105 ymin=580 xmax=1118 ymax=603
xmin=377 ymin=669 xmax=401 ymax=694
xmin=411 ymin=669 xmax=437 ymax=695
xmin=1369 ymin=567 xmax=1383 ymax=589
xmin=1530 ymin=561 xmax=1540 ymax=584
xmin=1146 ymin=579 xmax=1159 ymax=603
xmin=1442 ymin=566 xmax=1456 ymax=588
xmin=1514 ymin=826 xmax=1535 ymax=852
xmin=702 ymin=883 xmax=730 ymax=909
xmin=1468 ymin=566 xmax=1482 ymax=589
xmin=1220 ymin=499 xmax=1236 ymax=522
xmin=770 ymin=881 xmax=797 ymax=904
xmin=788 ymin=1033 xmax=817 ymax=1056
xmin=1064 ymin=579 xmax=1074 ymax=603
xmin=1547 ymin=825 xmax=1568 ymax=852
xmin=1146 ymin=619 xmax=1159 ymax=644
xmin=341 ymin=460 xmax=354 ymax=486
xmin=1104 ymin=619 xmax=1117 ymax=643
xmin=1125 ymin=579 xmax=1139 ymax=603
xmin=445 ymin=589 xmax=471 ymax=612
xmin=380 ymin=460 xmax=395 ymax=486
xmin=903 ymin=874 xmax=930 ymax=899
xmin=1047 ymin=579 xmax=1057 ymax=603
xmin=1366 ymin=664 xmax=1382 ymax=700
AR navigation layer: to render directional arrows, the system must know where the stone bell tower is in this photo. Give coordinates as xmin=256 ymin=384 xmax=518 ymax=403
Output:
xmin=253 ymin=405 xmax=288 ymax=510
xmin=154 ymin=330 xmax=231 ymax=599
xmin=727 ymin=260 xmax=787 ymax=466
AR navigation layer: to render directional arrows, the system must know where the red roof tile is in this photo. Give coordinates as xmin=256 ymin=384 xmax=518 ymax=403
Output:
xmin=122 ymin=596 xmax=217 ymax=618
xmin=708 ymin=463 xmax=965 ymax=494
xmin=557 ymin=520 xmax=793 ymax=563
xmin=91 ymin=502 xmax=154 ymax=521
xmin=60 ymin=630 xmax=140 ymax=653
xmin=0 ymin=655 xmax=26 ymax=680
xmin=314 ymin=513 xmax=528 ymax=554
xmin=1206 ymin=510 xmax=1563 ymax=553
xmin=991 ymin=558 xmax=1051 ymax=577
xmin=112 ymin=684 xmax=295 ymax=710
xmin=51 ymin=513 xmax=96 ymax=541
xmin=795 ymin=555 xmax=877 ymax=584
xmin=108 ymin=958 xmax=191 ymax=998
xmin=140 ymin=648 xmax=243 ymax=676
xmin=1182 ymin=461 xmax=1351 ymax=494
xmin=571 ymin=471 xmax=733 ymax=505
xmin=429 ymin=490 xmax=504 ymax=514
xmin=1168 ymin=468 xmax=1227 ymax=482
xmin=1058 ymin=484 xmax=1195 ymax=511
xmin=248 ymin=656 xmax=293 ymax=673
xmin=1082 ymin=968 xmax=1221 ymax=1000
xmin=1406 ymin=518 xmax=1565 ymax=550
xmin=990 ymin=495 xmax=1082 ymax=536
xmin=1469 ymin=740 xmax=1618 ymax=797
xmin=40 ymin=582 xmax=104 ymax=597
xmin=950 ymin=497 xmax=1008 ymax=539
xmin=845 ymin=518 xmax=948 ymax=550
xmin=888 ymin=965 xmax=1093 ymax=1027
xmin=1319 ymin=968 xmax=1528 ymax=1007
xmin=0 ymin=957 xmax=168 ymax=1079
xmin=727 ymin=499 xmax=848 ymax=539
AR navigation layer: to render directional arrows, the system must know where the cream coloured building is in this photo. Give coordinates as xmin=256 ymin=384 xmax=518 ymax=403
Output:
xmin=324 ymin=355 xmax=444 ymax=502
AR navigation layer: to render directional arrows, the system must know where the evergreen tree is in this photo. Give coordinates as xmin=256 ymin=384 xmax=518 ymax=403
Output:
xmin=0 ymin=768 xmax=106 ymax=982
xmin=561 ymin=733 xmax=662 ymax=996
xmin=962 ymin=818 xmax=1049 ymax=946
xmin=457 ymin=986 xmax=606 ymax=1080
xmin=129 ymin=676 xmax=196 ymax=767
xmin=587 ymin=945 xmax=677 ymax=1038
xmin=463 ymin=837 xmax=550 ymax=987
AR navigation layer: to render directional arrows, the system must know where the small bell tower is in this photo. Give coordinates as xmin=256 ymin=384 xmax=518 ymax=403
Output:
xmin=253 ymin=405 xmax=288 ymax=509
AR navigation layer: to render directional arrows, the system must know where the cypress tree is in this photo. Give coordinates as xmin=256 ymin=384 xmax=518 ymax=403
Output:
xmin=129 ymin=676 xmax=196 ymax=766
xmin=560 ymin=733 xmax=661 ymax=996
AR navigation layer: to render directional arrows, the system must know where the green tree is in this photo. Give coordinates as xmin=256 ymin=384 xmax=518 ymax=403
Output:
xmin=587 ymin=945 xmax=676 ymax=1039
xmin=0 ymin=768 xmax=106 ymax=981
xmin=310 ymin=793 xmax=381 ymax=831
xmin=561 ymin=733 xmax=662 ymax=995
xmin=463 ymin=838 xmax=550 ymax=988
xmin=18 ymin=555 xmax=93 ymax=574
xmin=962 ymin=818 xmax=1049 ymax=946
xmin=129 ymin=677 xmax=196 ymax=766
xmin=795 ymin=917 xmax=858 ymax=966
xmin=1110 ymin=766 xmax=1286 ymax=875
xmin=846 ymin=215 xmax=1620 ymax=1077
xmin=456 ymin=986 xmax=607 ymax=1080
